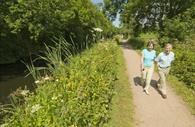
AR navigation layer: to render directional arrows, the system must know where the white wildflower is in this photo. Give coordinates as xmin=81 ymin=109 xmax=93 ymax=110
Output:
xmin=44 ymin=75 xmax=50 ymax=81
xmin=20 ymin=90 xmax=29 ymax=96
xmin=51 ymin=96 xmax=58 ymax=100
xmin=93 ymin=27 xmax=103 ymax=32
xmin=35 ymin=80 xmax=40 ymax=84
xmin=61 ymin=99 xmax=64 ymax=103
xmin=56 ymin=79 xmax=59 ymax=82
xmin=31 ymin=104 xmax=42 ymax=113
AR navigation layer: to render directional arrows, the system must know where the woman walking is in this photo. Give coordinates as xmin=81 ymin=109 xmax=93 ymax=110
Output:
xmin=141 ymin=40 xmax=156 ymax=95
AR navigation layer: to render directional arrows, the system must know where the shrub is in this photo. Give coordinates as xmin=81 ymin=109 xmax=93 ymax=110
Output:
xmin=128 ymin=32 xmax=159 ymax=50
xmin=127 ymin=37 xmax=144 ymax=49
xmin=114 ymin=35 xmax=121 ymax=44
xmin=170 ymin=44 xmax=195 ymax=89
xmin=138 ymin=32 xmax=159 ymax=44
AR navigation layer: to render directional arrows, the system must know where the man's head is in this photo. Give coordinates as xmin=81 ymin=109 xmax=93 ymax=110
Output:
xmin=165 ymin=43 xmax=172 ymax=54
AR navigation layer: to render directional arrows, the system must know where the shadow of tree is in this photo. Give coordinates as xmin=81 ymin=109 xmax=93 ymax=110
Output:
xmin=118 ymin=41 xmax=132 ymax=50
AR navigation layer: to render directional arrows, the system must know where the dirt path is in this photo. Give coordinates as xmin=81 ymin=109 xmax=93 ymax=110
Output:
xmin=121 ymin=42 xmax=195 ymax=127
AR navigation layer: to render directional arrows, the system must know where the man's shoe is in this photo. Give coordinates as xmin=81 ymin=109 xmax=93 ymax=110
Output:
xmin=156 ymin=83 xmax=160 ymax=89
xmin=162 ymin=94 xmax=167 ymax=99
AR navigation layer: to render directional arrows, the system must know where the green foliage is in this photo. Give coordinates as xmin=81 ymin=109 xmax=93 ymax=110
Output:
xmin=138 ymin=32 xmax=159 ymax=43
xmin=170 ymin=43 xmax=195 ymax=89
xmin=113 ymin=35 xmax=122 ymax=44
xmin=121 ymin=0 xmax=195 ymax=35
xmin=164 ymin=18 xmax=188 ymax=41
xmin=5 ymin=0 xmax=111 ymax=41
xmin=127 ymin=37 xmax=144 ymax=49
xmin=104 ymin=47 xmax=134 ymax=127
xmin=163 ymin=3 xmax=195 ymax=41
xmin=0 ymin=0 xmax=114 ymax=64
xmin=103 ymin=0 xmax=127 ymax=21
xmin=2 ymin=41 xmax=120 ymax=126
xmin=127 ymin=32 xmax=159 ymax=49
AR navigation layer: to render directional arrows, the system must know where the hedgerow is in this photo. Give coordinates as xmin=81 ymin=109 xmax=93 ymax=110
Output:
xmin=170 ymin=43 xmax=195 ymax=89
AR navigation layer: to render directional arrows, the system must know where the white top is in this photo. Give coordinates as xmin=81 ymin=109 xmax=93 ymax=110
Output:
xmin=155 ymin=52 xmax=175 ymax=68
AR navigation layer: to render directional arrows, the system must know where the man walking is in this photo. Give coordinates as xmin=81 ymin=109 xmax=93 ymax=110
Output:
xmin=155 ymin=43 xmax=175 ymax=99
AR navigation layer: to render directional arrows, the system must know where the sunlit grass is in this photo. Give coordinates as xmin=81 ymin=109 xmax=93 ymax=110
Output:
xmin=104 ymin=46 xmax=134 ymax=127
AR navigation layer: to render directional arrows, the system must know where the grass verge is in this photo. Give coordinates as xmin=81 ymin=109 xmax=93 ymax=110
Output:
xmin=167 ymin=76 xmax=195 ymax=115
xmin=104 ymin=46 xmax=134 ymax=127
xmin=1 ymin=41 xmax=120 ymax=126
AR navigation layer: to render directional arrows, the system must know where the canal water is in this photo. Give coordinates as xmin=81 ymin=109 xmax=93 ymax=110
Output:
xmin=0 ymin=61 xmax=35 ymax=104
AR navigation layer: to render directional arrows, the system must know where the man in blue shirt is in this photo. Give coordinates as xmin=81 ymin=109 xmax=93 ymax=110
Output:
xmin=155 ymin=43 xmax=175 ymax=99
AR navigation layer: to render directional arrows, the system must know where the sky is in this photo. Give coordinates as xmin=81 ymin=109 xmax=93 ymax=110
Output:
xmin=91 ymin=0 xmax=120 ymax=27
xmin=92 ymin=0 xmax=103 ymax=4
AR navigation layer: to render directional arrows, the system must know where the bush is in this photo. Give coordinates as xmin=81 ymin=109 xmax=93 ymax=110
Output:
xmin=138 ymin=32 xmax=159 ymax=44
xmin=127 ymin=37 xmax=144 ymax=49
xmin=127 ymin=32 xmax=159 ymax=50
xmin=2 ymin=41 xmax=120 ymax=126
xmin=163 ymin=18 xmax=188 ymax=41
xmin=113 ymin=35 xmax=121 ymax=44
xmin=170 ymin=44 xmax=195 ymax=89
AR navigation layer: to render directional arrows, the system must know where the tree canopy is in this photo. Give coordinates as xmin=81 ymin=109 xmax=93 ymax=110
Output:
xmin=0 ymin=0 xmax=114 ymax=64
xmin=121 ymin=0 xmax=195 ymax=37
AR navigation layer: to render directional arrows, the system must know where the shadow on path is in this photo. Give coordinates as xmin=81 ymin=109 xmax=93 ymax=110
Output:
xmin=133 ymin=76 xmax=162 ymax=96
xmin=118 ymin=41 xmax=132 ymax=50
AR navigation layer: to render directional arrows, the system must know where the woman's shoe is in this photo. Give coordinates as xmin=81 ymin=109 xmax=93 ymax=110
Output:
xmin=144 ymin=89 xmax=150 ymax=95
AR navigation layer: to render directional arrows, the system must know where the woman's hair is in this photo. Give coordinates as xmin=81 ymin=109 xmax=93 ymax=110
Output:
xmin=147 ymin=40 xmax=155 ymax=48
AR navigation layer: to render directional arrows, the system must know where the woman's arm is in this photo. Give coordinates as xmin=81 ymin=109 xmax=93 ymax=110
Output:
xmin=155 ymin=53 xmax=161 ymax=66
xmin=140 ymin=51 xmax=144 ymax=71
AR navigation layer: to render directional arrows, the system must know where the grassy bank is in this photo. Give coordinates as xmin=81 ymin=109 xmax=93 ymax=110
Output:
xmin=167 ymin=76 xmax=195 ymax=115
xmin=104 ymin=46 xmax=134 ymax=127
xmin=1 ymin=41 xmax=122 ymax=126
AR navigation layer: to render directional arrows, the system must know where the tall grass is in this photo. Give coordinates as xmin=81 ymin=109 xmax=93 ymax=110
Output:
xmin=1 ymin=38 xmax=120 ymax=126
xmin=24 ymin=36 xmax=92 ymax=81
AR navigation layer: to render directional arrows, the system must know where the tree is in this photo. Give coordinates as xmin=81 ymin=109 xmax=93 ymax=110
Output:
xmin=103 ymin=0 xmax=128 ymax=21
xmin=121 ymin=0 xmax=195 ymax=34
xmin=163 ymin=3 xmax=195 ymax=41
xmin=0 ymin=0 xmax=114 ymax=64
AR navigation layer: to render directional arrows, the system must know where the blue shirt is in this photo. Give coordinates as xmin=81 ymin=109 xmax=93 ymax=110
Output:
xmin=155 ymin=52 xmax=174 ymax=68
xmin=142 ymin=49 xmax=156 ymax=67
